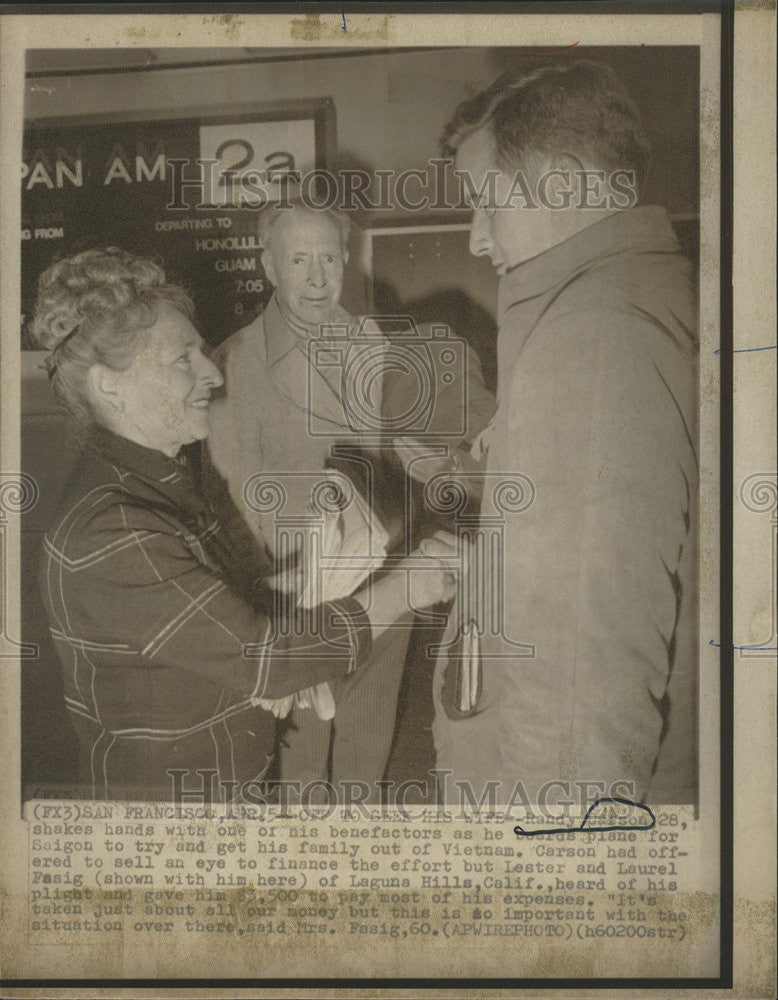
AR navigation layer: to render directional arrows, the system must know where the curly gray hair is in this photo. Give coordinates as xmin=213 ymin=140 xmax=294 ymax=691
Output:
xmin=31 ymin=247 xmax=194 ymax=424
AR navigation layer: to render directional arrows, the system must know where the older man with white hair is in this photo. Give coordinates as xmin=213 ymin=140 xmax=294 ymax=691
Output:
xmin=206 ymin=198 xmax=493 ymax=802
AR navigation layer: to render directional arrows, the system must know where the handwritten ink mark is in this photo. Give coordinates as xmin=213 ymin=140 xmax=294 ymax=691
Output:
xmin=535 ymin=41 xmax=602 ymax=63
xmin=709 ymin=639 xmax=778 ymax=651
xmin=513 ymin=796 xmax=655 ymax=838
xmin=714 ymin=345 xmax=777 ymax=354
xmin=341 ymin=6 xmax=347 ymax=32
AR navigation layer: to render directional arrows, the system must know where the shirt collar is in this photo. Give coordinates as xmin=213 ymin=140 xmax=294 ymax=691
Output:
xmin=88 ymin=424 xmax=192 ymax=487
xmin=497 ymin=205 xmax=681 ymax=322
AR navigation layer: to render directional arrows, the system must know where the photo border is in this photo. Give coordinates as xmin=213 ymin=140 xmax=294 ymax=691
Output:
xmin=0 ymin=0 xmax=744 ymax=992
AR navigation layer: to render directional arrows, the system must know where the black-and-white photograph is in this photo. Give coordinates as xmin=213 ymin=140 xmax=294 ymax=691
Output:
xmin=2 ymin=4 xmax=774 ymax=990
xmin=19 ymin=42 xmax=701 ymax=809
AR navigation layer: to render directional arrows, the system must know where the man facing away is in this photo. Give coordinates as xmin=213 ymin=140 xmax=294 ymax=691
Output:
xmin=206 ymin=199 xmax=494 ymax=802
xmin=433 ymin=61 xmax=698 ymax=807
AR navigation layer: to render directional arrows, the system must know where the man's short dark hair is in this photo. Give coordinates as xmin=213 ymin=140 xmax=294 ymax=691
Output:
xmin=441 ymin=61 xmax=652 ymax=194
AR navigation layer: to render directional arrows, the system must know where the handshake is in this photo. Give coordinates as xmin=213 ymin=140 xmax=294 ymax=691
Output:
xmin=269 ymin=525 xmax=461 ymax=638
xmin=359 ymin=529 xmax=461 ymax=632
xmin=265 ymin=463 xmax=463 ymax=636
xmin=263 ymin=524 xmax=460 ymax=721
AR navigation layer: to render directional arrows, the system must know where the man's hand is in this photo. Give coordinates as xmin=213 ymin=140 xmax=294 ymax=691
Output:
xmin=406 ymin=530 xmax=461 ymax=608
xmin=356 ymin=530 xmax=461 ymax=636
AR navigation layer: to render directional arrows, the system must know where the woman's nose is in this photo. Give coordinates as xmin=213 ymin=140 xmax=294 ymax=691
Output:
xmin=200 ymin=354 xmax=224 ymax=388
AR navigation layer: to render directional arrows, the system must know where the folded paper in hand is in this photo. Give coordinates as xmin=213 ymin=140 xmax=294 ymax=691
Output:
xmin=256 ymin=471 xmax=390 ymax=721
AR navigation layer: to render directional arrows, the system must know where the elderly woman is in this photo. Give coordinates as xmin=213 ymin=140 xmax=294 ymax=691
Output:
xmin=34 ymin=247 xmax=456 ymax=802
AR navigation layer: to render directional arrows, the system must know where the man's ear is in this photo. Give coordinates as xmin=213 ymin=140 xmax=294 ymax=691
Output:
xmin=87 ymin=363 xmax=123 ymax=412
xmin=261 ymin=249 xmax=277 ymax=288
xmin=342 ymin=248 xmax=350 ymax=267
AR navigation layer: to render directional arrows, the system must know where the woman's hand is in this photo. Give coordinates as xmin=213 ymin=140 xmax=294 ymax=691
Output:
xmin=267 ymin=565 xmax=303 ymax=596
